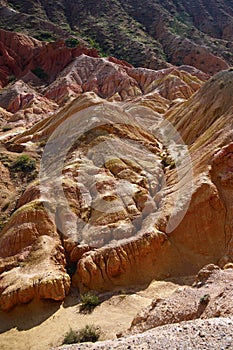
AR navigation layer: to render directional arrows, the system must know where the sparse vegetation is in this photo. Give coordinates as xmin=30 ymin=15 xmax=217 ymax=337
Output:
xmin=161 ymin=154 xmax=176 ymax=170
xmin=39 ymin=140 xmax=47 ymax=148
xmin=1 ymin=125 xmax=12 ymax=132
xmin=10 ymin=155 xmax=36 ymax=173
xmin=34 ymin=31 xmax=55 ymax=42
xmin=0 ymin=154 xmax=11 ymax=167
xmin=8 ymin=75 xmax=16 ymax=83
xmin=80 ymin=293 xmax=101 ymax=313
xmin=200 ymin=294 xmax=210 ymax=305
xmin=63 ymin=325 xmax=101 ymax=344
xmin=65 ymin=37 xmax=79 ymax=48
xmin=1 ymin=0 xmax=233 ymax=68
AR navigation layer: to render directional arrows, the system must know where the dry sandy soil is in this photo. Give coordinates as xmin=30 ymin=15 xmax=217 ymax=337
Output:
xmin=0 ymin=278 xmax=190 ymax=350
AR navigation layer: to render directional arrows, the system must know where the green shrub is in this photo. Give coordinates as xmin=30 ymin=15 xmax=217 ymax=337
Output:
xmin=200 ymin=294 xmax=210 ymax=305
xmin=34 ymin=31 xmax=55 ymax=42
xmin=63 ymin=325 xmax=101 ymax=344
xmin=63 ymin=328 xmax=78 ymax=344
xmin=10 ymin=155 xmax=36 ymax=173
xmin=80 ymin=293 xmax=100 ymax=313
xmin=1 ymin=125 xmax=12 ymax=132
xmin=65 ymin=37 xmax=79 ymax=48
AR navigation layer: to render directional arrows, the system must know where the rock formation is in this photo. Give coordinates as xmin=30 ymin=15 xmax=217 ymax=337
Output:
xmin=129 ymin=264 xmax=233 ymax=334
xmin=0 ymin=24 xmax=232 ymax=313
xmin=53 ymin=264 xmax=233 ymax=350
xmin=0 ymin=28 xmax=98 ymax=88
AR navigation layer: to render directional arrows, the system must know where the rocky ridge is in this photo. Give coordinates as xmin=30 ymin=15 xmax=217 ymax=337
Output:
xmin=0 ymin=0 xmax=232 ymax=73
xmin=0 ymin=37 xmax=233 ymax=309
xmin=0 ymin=21 xmax=232 ymax=320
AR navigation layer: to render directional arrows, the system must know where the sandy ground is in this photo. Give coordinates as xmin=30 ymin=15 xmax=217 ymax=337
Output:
xmin=0 ymin=277 xmax=193 ymax=350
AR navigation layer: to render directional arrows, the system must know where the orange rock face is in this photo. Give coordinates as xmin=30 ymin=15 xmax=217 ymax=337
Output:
xmin=0 ymin=29 xmax=232 ymax=310
xmin=0 ymin=202 xmax=70 ymax=311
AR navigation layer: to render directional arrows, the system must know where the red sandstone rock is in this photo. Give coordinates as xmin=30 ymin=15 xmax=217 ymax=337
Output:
xmin=0 ymin=29 xmax=99 ymax=89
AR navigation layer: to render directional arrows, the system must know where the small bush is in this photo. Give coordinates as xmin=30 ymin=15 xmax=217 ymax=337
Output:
xmin=39 ymin=140 xmax=46 ymax=147
xmin=34 ymin=31 xmax=54 ymax=42
xmin=63 ymin=328 xmax=78 ymax=344
xmin=80 ymin=293 xmax=100 ymax=313
xmin=10 ymin=155 xmax=36 ymax=173
xmin=63 ymin=325 xmax=101 ymax=344
xmin=200 ymin=294 xmax=210 ymax=305
xmin=1 ymin=125 xmax=12 ymax=132
xmin=65 ymin=37 xmax=79 ymax=48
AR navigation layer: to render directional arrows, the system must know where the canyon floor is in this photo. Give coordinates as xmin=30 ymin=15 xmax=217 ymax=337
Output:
xmin=0 ymin=277 xmax=187 ymax=350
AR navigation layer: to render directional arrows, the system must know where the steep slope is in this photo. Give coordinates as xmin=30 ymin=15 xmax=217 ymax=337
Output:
xmin=1 ymin=60 xmax=232 ymax=310
xmin=0 ymin=43 xmax=210 ymax=310
xmin=0 ymin=29 xmax=98 ymax=88
xmin=0 ymin=0 xmax=232 ymax=72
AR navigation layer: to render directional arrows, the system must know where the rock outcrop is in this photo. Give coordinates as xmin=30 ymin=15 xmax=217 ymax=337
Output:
xmin=0 ymin=80 xmax=57 ymax=129
xmin=0 ymin=201 xmax=70 ymax=311
xmin=0 ymin=28 xmax=232 ymax=310
xmin=54 ymin=317 xmax=233 ymax=350
xmin=129 ymin=264 xmax=233 ymax=334
xmin=0 ymin=28 xmax=98 ymax=88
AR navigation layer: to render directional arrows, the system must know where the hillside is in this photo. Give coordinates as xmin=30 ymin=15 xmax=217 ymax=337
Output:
xmin=0 ymin=0 xmax=232 ymax=72
xmin=0 ymin=1 xmax=233 ymax=349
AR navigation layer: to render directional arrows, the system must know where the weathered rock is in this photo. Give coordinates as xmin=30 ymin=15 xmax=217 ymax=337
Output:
xmin=0 ymin=80 xmax=57 ymax=129
xmin=44 ymin=55 xmax=207 ymax=105
xmin=0 ymin=29 xmax=41 ymax=87
xmin=53 ymin=317 xmax=233 ymax=350
xmin=0 ymin=201 xmax=70 ymax=310
xmin=161 ymin=34 xmax=229 ymax=75
xmin=0 ymin=159 xmax=16 ymax=226
xmin=0 ymin=30 xmax=232 ymax=310
xmin=0 ymin=28 xmax=99 ymax=89
xmin=129 ymin=265 xmax=233 ymax=334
